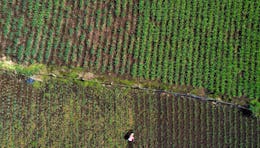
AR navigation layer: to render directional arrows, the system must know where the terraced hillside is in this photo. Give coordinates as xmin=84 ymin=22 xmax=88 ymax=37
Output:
xmin=0 ymin=73 xmax=259 ymax=147
xmin=0 ymin=0 xmax=259 ymax=99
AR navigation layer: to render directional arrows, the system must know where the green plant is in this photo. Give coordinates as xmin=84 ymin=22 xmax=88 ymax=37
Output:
xmin=249 ymin=99 xmax=260 ymax=117
xmin=14 ymin=63 xmax=45 ymax=76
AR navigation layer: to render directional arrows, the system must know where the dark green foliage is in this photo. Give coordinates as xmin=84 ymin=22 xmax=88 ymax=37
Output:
xmin=250 ymin=99 xmax=260 ymax=117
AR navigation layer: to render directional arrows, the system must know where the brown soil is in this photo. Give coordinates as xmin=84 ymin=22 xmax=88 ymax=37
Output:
xmin=78 ymin=72 xmax=95 ymax=80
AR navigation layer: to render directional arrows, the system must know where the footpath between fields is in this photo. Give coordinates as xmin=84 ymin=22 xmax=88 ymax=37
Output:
xmin=0 ymin=58 xmax=258 ymax=117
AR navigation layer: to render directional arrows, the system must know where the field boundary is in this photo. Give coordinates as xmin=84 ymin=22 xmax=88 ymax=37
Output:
xmin=1 ymin=70 xmax=250 ymax=112
xmin=101 ymin=83 xmax=251 ymax=111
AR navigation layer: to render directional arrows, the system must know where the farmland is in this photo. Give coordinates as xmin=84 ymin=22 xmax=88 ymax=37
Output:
xmin=0 ymin=0 xmax=259 ymax=100
xmin=0 ymin=72 xmax=259 ymax=147
xmin=0 ymin=0 xmax=259 ymax=147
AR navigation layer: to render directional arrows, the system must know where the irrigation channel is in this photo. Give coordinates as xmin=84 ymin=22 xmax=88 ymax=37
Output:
xmin=0 ymin=73 xmax=259 ymax=147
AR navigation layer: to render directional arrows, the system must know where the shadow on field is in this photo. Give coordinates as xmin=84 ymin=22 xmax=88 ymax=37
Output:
xmin=238 ymin=107 xmax=253 ymax=118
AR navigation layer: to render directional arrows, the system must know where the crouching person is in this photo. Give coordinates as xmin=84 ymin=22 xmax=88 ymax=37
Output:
xmin=124 ymin=130 xmax=135 ymax=147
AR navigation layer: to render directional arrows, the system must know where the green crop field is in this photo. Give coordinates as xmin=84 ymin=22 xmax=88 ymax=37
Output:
xmin=0 ymin=0 xmax=259 ymax=100
xmin=0 ymin=0 xmax=259 ymax=147
xmin=0 ymin=73 xmax=259 ymax=147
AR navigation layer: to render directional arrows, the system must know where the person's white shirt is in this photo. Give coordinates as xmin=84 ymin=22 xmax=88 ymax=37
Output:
xmin=128 ymin=133 xmax=134 ymax=142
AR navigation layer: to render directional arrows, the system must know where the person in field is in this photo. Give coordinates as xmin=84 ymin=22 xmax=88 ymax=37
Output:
xmin=128 ymin=132 xmax=134 ymax=142
xmin=124 ymin=130 xmax=134 ymax=142
xmin=124 ymin=130 xmax=135 ymax=148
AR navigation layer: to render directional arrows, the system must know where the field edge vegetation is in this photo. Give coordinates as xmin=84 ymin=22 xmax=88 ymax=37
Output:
xmin=0 ymin=59 xmax=259 ymax=117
